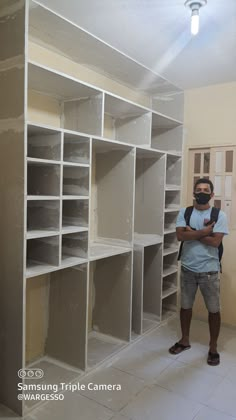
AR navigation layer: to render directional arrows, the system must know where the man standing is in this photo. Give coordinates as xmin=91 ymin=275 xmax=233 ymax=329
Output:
xmin=169 ymin=178 xmax=228 ymax=366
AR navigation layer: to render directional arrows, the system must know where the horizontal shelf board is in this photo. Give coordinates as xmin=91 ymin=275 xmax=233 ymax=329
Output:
xmin=136 ymin=147 xmax=164 ymax=159
xmin=26 ymin=229 xmax=60 ymax=239
xmin=27 ymin=121 xmax=63 ymax=133
xmin=143 ymin=312 xmax=160 ymax=323
xmin=27 ymin=157 xmax=61 ymax=165
xmin=162 ymin=286 xmax=178 ymax=299
xmin=164 ymin=207 xmax=180 ymax=213
xmin=152 ymin=112 xmax=181 ymax=129
xmin=165 ymin=184 xmax=181 ymax=191
xmin=89 ymin=242 xmax=131 ymax=261
xmin=26 ymin=260 xmax=60 ymax=278
xmin=105 ymin=94 xmax=148 ymax=118
xmin=63 ymin=162 xmax=90 ymax=167
xmin=163 ymin=266 xmax=178 ymax=277
xmin=28 ymin=61 xmax=101 ymax=100
xmin=164 ymin=228 xmax=176 ymax=235
xmin=61 ymin=256 xmax=88 ymax=267
xmin=167 ymin=151 xmax=182 ymax=158
xmin=62 ymin=195 xmax=89 ymax=200
xmin=29 ymin=2 xmax=181 ymax=96
xmin=27 ymin=195 xmax=60 ymax=200
xmin=163 ymin=247 xmax=179 ymax=256
xmin=61 ymin=226 xmax=89 ymax=234
xmin=92 ymin=137 xmax=134 ymax=152
xmin=134 ymin=233 xmax=163 ymax=247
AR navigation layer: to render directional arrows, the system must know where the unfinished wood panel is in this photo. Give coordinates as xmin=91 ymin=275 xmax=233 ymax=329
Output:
xmin=152 ymin=92 xmax=184 ymax=122
xmin=135 ymin=153 xmax=165 ymax=236
xmin=92 ymin=253 xmax=132 ymax=341
xmin=104 ymin=95 xmax=151 ymax=146
xmin=63 ymin=133 xmax=90 ymax=164
xmin=64 ymin=94 xmax=103 ymax=136
xmin=143 ymin=244 xmax=162 ymax=320
xmin=27 ymin=124 xmax=61 ymax=161
xmin=132 ymin=246 xmax=144 ymax=335
xmin=93 ymin=142 xmax=135 ymax=246
xmin=166 ymin=155 xmax=182 ymax=186
xmin=27 ymin=162 xmax=61 ymax=196
xmin=26 ymin=274 xmax=50 ymax=363
xmin=63 ymin=166 xmax=89 ymax=197
xmin=0 ymin=0 xmax=25 ymax=414
xmin=27 ymin=200 xmax=60 ymax=236
xmin=28 ymin=90 xmax=62 ymax=127
xmin=152 ymin=125 xmax=183 ymax=154
xmin=62 ymin=199 xmax=89 ymax=230
xmin=46 ymin=265 xmax=88 ymax=370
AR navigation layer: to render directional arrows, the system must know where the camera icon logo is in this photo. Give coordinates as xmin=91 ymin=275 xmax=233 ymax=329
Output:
xmin=18 ymin=369 xmax=44 ymax=379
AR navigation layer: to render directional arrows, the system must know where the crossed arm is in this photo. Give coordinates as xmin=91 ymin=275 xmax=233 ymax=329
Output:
xmin=176 ymin=225 xmax=224 ymax=248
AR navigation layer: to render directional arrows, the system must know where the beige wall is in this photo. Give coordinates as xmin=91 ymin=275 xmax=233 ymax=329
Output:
xmin=183 ymin=82 xmax=236 ymax=326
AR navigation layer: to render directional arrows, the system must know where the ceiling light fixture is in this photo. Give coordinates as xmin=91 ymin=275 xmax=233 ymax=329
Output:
xmin=185 ymin=0 xmax=207 ymax=35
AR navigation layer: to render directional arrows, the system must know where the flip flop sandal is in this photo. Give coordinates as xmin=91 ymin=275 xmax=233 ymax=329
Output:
xmin=207 ymin=351 xmax=220 ymax=366
xmin=169 ymin=342 xmax=191 ymax=355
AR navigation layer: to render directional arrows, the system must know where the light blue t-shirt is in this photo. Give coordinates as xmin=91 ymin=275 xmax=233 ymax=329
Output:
xmin=176 ymin=207 xmax=228 ymax=272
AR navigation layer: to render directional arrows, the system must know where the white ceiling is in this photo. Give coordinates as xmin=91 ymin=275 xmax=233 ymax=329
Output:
xmin=38 ymin=0 xmax=236 ymax=90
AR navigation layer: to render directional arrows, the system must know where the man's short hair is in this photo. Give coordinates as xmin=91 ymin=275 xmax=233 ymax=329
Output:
xmin=194 ymin=178 xmax=214 ymax=193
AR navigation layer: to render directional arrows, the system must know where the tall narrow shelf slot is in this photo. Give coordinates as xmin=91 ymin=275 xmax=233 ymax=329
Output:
xmin=132 ymin=244 xmax=162 ymax=337
xmin=166 ymin=154 xmax=182 ymax=189
xmin=61 ymin=231 xmax=88 ymax=267
xmin=162 ymin=293 xmax=177 ymax=321
xmin=87 ymin=253 xmax=132 ymax=368
xmin=134 ymin=148 xmax=165 ymax=246
xmin=25 ymin=265 xmax=87 ymax=408
xmin=90 ymin=139 xmax=134 ymax=260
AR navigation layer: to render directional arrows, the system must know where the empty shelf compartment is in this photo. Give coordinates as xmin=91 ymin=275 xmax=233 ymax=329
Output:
xmin=164 ymin=212 xmax=178 ymax=233
xmin=63 ymin=166 xmax=89 ymax=197
xmin=134 ymin=151 xmax=165 ymax=237
xmin=26 ymin=236 xmax=60 ymax=277
xmin=152 ymin=92 xmax=184 ymax=123
xmin=27 ymin=200 xmax=60 ymax=238
xmin=165 ymin=190 xmax=180 ymax=210
xmin=63 ymin=133 xmax=90 ymax=164
xmin=166 ymin=155 xmax=182 ymax=186
xmin=27 ymin=162 xmax=61 ymax=197
xmin=162 ymin=292 xmax=177 ymax=321
xmin=104 ymin=94 xmax=151 ymax=146
xmin=91 ymin=140 xmax=134 ymax=245
xmin=163 ymin=252 xmax=178 ymax=277
xmin=64 ymin=94 xmax=103 ymax=136
xmin=61 ymin=231 xmax=88 ymax=266
xmin=162 ymin=272 xmax=178 ymax=298
xmin=88 ymin=253 xmax=132 ymax=367
xmin=27 ymin=124 xmax=61 ymax=161
xmin=26 ymin=265 xmax=87 ymax=379
xmin=151 ymin=114 xmax=183 ymax=154
xmin=62 ymin=199 xmax=89 ymax=233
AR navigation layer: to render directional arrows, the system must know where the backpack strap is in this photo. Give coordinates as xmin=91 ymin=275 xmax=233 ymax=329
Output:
xmin=210 ymin=207 xmax=223 ymax=271
xmin=210 ymin=206 xmax=220 ymax=223
xmin=177 ymin=206 xmax=194 ymax=261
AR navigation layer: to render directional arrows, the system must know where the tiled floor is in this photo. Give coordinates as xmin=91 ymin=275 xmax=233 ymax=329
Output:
xmin=1 ymin=318 xmax=236 ymax=420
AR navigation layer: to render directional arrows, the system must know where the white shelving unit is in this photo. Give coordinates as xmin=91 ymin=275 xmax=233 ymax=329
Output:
xmin=0 ymin=0 xmax=183 ymax=415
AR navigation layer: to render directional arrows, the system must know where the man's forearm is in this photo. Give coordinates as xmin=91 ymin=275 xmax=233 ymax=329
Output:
xmin=199 ymin=236 xmax=220 ymax=247
xmin=177 ymin=229 xmax=209 ymax=241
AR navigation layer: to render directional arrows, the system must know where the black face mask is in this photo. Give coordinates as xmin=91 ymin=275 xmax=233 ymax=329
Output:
xmin=194 ymin=192 xmax=211 ymax=205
